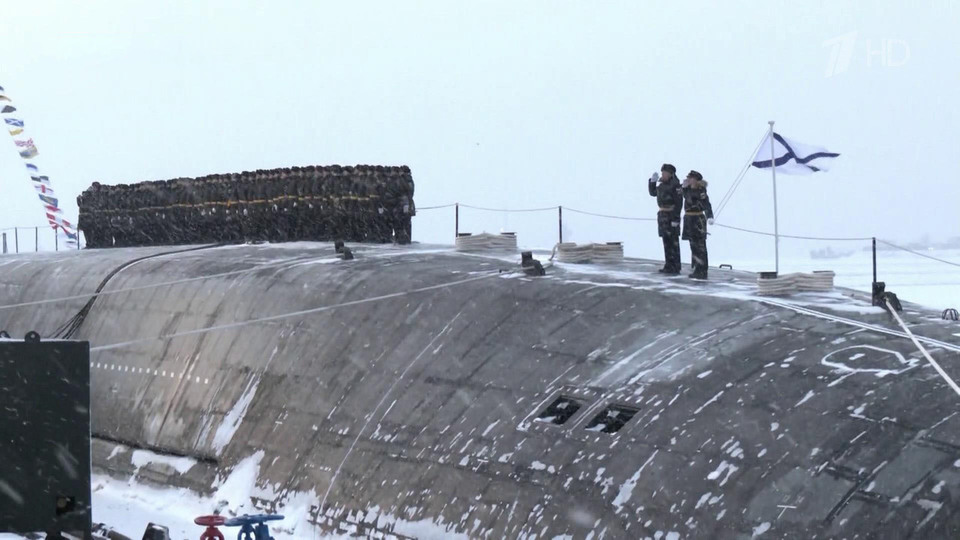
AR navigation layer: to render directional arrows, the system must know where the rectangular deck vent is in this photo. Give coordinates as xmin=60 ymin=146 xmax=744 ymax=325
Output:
xmin=585 ymin=404 xmax=639 ymax=434
xmin=535 ymin=396 xmax=582 ymax=425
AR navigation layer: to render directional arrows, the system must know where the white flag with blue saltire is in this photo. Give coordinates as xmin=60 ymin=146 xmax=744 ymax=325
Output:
xmin=752 ymin=132 xmax=840 ymax=175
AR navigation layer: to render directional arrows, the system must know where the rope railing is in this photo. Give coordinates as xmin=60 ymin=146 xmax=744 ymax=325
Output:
xmin=0 ymin=225 xmax=50 ymax=232
xmin=417 ymin=203 xmax=873 ymax=242
xmin=878 ymin=240 xmax=960 ymax=268
xmin=458 ymin=203 xmax=558 ymax=213
xmin=563 ymin=207 xmax=655 ymax=222
xmin=711 ymin=223 xmax=873 ymax=242
xmin=4 ymin=203 xmax=959 ymax=271
xmin=1 ymin=224 xmax=82 ymax=254
xmin=416 ymin=202 xmax=960 ymax=270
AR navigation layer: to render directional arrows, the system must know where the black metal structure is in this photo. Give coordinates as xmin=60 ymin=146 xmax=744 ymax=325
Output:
xmin=0 ymin=334 xmax=92 ymax=539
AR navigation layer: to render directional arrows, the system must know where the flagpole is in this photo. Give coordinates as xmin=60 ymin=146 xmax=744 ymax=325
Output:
xmin=769 ymin=120 xmax=779 ymax=274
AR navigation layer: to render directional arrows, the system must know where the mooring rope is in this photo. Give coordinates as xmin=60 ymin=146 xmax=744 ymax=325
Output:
xmin=886 ymin=299 xmax=960 ymax=398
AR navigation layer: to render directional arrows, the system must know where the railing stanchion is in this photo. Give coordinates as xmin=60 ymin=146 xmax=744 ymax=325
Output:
xmin=558 ymin=206 xmax=563 ymax=244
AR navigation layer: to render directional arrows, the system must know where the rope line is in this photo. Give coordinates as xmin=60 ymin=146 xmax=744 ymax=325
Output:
xmin=758 ymin=296 xmax=960 ymax=353
xmin=458 ymin=204 xmax=558 ymax=213
xmin=416 ymin=203 xmax=457 ymax=210
xmin=886 ymin=299 xmax=960 ymax=398
xmin=712 ymin=223 xmax=872 ymax=241
xmin=563 ymin=207 xmax=655 ymax=221
xmin=89 ymin=271 xmax=506 ymax=352
xmin=877 ymin=240 xmax=960 ymax=268
xmin=715 ymin=130 xmax=771 ymax=218
xmin=0 ymin=253 xmax=333 ymax=312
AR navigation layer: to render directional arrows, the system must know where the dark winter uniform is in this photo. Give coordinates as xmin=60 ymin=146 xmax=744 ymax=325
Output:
xmin=74 ymin=165 xmax=415 ymax=248
xmin=648 ymin=165 xmax=683 ymax=274
xmin=681 ymin=170 xmax=713 ymax=279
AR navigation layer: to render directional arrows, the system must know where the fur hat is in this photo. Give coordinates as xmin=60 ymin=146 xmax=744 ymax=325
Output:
xmin=661 ymin=163 xmax=677 ymax=174
xmin=686 ymin=170 xmax=703 ymax=181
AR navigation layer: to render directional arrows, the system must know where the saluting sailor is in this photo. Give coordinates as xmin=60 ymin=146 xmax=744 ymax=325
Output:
xmin=648 ymin=163 xmax=684 ymax=274
xmin=681 ymin=170 xmax=714 ymax=280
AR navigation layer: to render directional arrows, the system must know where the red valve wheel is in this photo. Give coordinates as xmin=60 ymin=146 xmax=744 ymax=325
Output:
xmin=194 ymin=515 xmax=226 ymax=540
xmin=195 ymin=515 xmax=226 ymax=527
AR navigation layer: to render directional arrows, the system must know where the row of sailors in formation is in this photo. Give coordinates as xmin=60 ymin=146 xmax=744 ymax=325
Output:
xmin=77 ymin=165 xmax=415 ymax=248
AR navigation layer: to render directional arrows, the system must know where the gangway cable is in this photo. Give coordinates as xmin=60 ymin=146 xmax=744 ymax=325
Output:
xmin=51 ymin=244 xmax=223 ymax=339
xmin=0 ymin=252 xmax=337 ymax=312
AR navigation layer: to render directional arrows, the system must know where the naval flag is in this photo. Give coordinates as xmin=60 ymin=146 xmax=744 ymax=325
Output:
xmin=752 ymin=132 xmax=840 ymax=175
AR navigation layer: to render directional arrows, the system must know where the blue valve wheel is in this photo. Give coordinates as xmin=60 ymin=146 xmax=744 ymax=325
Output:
xmin=223 ymin=514 xmax=285 ymax=540
xmin=224 ymin=514 xmax=285 ymax=526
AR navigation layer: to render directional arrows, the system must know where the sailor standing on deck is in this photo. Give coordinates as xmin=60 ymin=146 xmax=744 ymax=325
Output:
xmin=648 ymin=164 xmax=683 ymax=274
xmin=681 ymin=170 xmax=714 ymax=280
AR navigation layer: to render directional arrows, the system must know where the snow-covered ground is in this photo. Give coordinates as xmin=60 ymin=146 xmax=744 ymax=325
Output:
xmin=90 ymin=451 xmax=326 ymax=539
xmin=88 ymin=448 xmax=466 ymax=540
xmin=90 ymin=475 xmax=461 ymax=539
xmin=724 ymin=248 xmax=960 ymax=311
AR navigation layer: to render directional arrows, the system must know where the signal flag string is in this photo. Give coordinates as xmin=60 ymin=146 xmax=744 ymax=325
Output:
xmin=0 ymin=84 xmax=78 ymax=244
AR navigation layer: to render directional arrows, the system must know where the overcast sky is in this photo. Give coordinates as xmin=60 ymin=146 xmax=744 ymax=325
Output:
xmin=1 ymin=1 xmax=957 ymax=262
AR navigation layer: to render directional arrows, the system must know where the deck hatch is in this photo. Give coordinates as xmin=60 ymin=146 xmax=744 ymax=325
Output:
xmin=585 ymin=404 xmax=638 ymax=433
xmin=535 ymin=396 xmax=583 ymax=425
